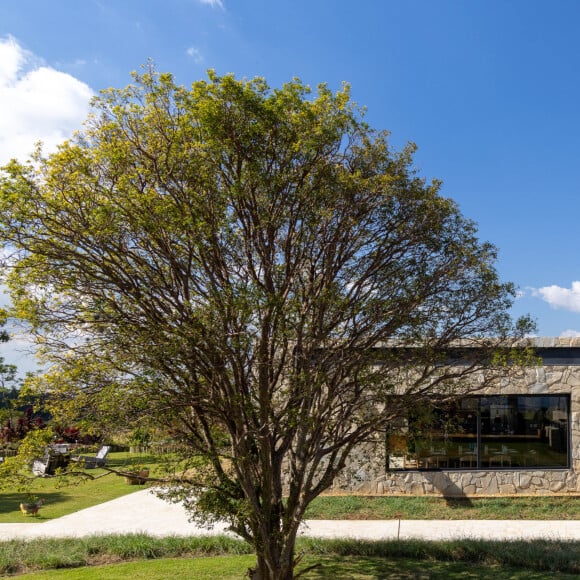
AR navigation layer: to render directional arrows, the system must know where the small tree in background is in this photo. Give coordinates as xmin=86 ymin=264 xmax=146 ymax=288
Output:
xmin=0 ymin=313 xmax=32 ymax=443
xmin=0 ymin=310 xmax=17 ymax=414
xmin=0 ymin=69 xmax=533 ymax=579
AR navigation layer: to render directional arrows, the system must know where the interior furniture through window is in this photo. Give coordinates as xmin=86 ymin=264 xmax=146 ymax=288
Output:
xmin=387 ymin=394 xmax=570 ymax=470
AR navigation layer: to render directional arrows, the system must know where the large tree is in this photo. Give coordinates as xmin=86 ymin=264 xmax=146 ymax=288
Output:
xmin=0 ymin=70 xmax=532 ymax=579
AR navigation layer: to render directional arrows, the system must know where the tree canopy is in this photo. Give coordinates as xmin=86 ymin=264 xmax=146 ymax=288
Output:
xmin=0 ymin=69 xmax=532 ymax=579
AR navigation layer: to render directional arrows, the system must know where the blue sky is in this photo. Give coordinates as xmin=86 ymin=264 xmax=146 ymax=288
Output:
xmin=1 ymin=0 xmax=580 ymax=372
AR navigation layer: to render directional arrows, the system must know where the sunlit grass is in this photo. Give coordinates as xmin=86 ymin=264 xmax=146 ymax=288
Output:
xmin=304 ymin=494 xmax=580 ymax=520
xmin=0 ymin=452 xmax=169 ymax=523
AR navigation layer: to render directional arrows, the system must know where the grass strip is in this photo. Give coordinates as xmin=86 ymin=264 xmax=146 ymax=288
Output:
xmin=304 ymin=494 xmax=580 ymax=520
xmin=1 ymin=535 xmax=580 ymax=577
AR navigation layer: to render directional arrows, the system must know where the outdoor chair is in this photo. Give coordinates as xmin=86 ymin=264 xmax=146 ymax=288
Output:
xmin=72 ymin=445 xmax=111 ymax=468
xmin=32 ymin=454 xmax=58 ymax=476
xmin=32 ymin=449 xmax=70 ymax=476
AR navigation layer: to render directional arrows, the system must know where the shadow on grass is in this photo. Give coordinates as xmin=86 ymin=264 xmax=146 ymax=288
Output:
xmin=301 ymin=556 xmax=578 ymax=579
xmin=0 ymin=491 xmax=69 ymax=519
xmin=443 ymin=497 xmax=476 ymax=511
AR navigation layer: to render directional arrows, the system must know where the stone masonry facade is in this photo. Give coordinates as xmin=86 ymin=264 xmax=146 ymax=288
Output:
xmin=331 ymin=338 xmax=580 ymax=496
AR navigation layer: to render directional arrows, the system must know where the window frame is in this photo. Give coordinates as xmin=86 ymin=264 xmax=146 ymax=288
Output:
xmin=387 ymin=394 xmax=571 ymax=471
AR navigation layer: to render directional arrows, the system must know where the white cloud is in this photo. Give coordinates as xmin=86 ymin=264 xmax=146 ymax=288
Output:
xmin=0 ymin=331 xmax=39 ymax=376
xmin=559 ymin=329 xmax=580 ymax=338
xmin=186 ymin=46 xmax=204 ymax=64
xmin=198 ymin=0 xmax=224 ymax=9
xmin=0 ymin=36 xmax=93 ymax=165
xmin=533 ymin=281 xmax=580 ymax=313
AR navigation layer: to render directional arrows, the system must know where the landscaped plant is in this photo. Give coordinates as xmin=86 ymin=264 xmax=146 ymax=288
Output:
xmin=53 ymin=424 xmax=100 ymax=445
xmin=0 ymin=407 xmax=45 ymax=444
xmin=123 ymin=464 xmax=150 ymax=485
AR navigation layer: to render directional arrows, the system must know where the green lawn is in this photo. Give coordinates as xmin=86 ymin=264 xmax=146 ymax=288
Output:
xmin=15 ymin=555 xmax=579 ymax=579
xmin=0 ymin=452 xmax=165 ymax=523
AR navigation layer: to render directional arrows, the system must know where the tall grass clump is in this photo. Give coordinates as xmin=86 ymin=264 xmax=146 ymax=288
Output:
xmin=0 ymin=537 xmax=89 ymax=575
xmin=0 ymin=534 xmax=253 ymax=576
xmin=79 ymin=534 xmax=252 ymax=560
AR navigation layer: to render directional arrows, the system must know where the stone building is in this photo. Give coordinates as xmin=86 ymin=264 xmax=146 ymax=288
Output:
xmin=336 ymin=338 xmax=580 ymax=496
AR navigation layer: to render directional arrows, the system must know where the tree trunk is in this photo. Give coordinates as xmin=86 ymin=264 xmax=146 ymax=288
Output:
xmin=245 ymin=519 xmax=299 ymax=580
xmin=247 ymin=552 xmax=295 ymax=580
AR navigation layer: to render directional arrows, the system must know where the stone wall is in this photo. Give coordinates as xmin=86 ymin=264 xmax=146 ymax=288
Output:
xmin=328 ymin=338 xmax=580 ymax=496
xmin=357 ymin=468 xmax=579 ymax=496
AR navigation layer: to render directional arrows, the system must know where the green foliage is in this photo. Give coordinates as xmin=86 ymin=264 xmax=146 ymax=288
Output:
xmin=0 ymin=361 xmax=17 ymax=391
xmin=0 ymin=427 xmax=54 ymax=495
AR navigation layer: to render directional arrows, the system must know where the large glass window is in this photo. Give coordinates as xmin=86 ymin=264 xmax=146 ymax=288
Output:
xmin=387 ymin=395 xmax=570 ymax=470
